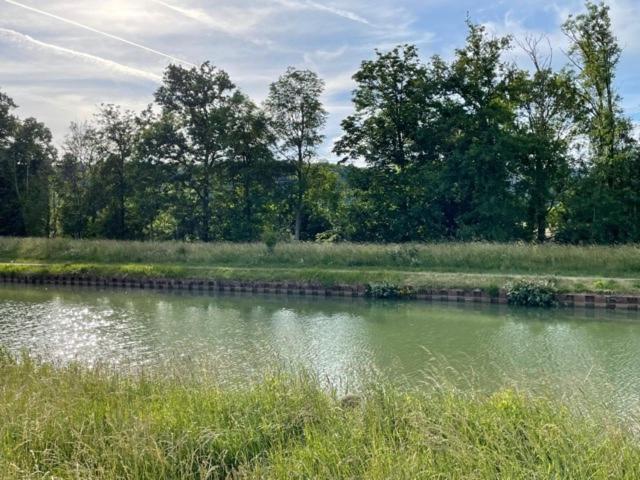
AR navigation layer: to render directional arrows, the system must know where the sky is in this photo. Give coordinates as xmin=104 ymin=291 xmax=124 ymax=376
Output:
xmin=0 ymin=0 xmax=639 ymax=159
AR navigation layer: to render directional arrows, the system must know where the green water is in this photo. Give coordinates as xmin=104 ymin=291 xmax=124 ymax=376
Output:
xmin=1 ymin=285 xmax=640 ymax=416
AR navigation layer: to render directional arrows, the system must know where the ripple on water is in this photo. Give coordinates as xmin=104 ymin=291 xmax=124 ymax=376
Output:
xmin=1 ymin=285 xmax=640 ymax=417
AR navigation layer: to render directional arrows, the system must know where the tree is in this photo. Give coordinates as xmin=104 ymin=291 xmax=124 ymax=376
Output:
xmin=563 ymin=1 xmax=627 ymax=162
xmin=153 ymin=62 xmax=246 ymax=241
xmin=265 ymin=67 xmax=327 ymax=241
xmin=0 ymin=91 xmax=56 ymax=236
xmin=334 ymin=45 xmax=443 ymax=241
xmin=0 ymin=92 xmax=19 ymax=234
xmin=558 ymin=1 xmax=639 ymax=242
xmin=93 ymin=105 xmax=139 ymax=239
xmin=512 ymin=37 xmax=580 ymax=241
xmin=52 ymin=122 xmax=99 ymax=238
xmin=224 ymin=97 xmax=280 ymax=241
xmin=436 ymin=22 xmax=523 ymax=240
xmin=335 ymin=45 xmax=428 ymax=170
xmin=0 ymin=91 xmax=16 ymax=147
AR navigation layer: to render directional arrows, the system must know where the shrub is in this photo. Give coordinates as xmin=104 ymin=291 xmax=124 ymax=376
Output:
xmin=261 ymin=227 xmax=280 ymax=254
xmin=505 ymin=279 xmax=557 ymax=308
xmin=365 ymin=282 xmax=415 ymax=299
xmin=486 ymin=284 xmax=500 ymax=298
xmin=389 ymin=245 xmax=420 ymax=266
xmin=593 ymin=279 xmax=618 ymax=292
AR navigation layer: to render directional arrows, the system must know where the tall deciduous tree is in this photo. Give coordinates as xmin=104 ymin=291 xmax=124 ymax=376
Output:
xmin=563 ymin=1 xmax=627 ymax=162
xmin=93 ymin=104 xmax=139 ymax=239
xmin=0 ymin=92 xmax=19 ymax=234
xmin=558 ymin=1 xmax=640 ymax=243
xmin=52 ymin=122 xmax=99 ymax=238
xmin=334 ymin=45 xmax=442 ymax=241
xmin=225 ymin=97 xmax=278 ymax=241
xmin=512 ymin=37 xmax=580 ymax=242
xmin=335 ymin=45 xmax=428 ymax=170
xmin=154 ymin=62 xmax=246 ymax=241
xmin=438 ymin=22 xmax=522 ymax=240
xmin=265 ymin=67 xmax=327 ymax=241
xmin=0 ymin=91 xmax=56 ymax=236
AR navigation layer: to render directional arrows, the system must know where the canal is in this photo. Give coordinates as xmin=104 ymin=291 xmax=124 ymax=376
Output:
xmin=1 ymin=284 xmax=639 ymax=418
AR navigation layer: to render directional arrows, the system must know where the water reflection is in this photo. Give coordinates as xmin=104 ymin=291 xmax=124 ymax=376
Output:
xmin=1 ymin=285 xmax=640 ymax=415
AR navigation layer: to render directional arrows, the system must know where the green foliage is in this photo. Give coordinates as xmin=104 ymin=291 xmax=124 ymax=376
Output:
xmin=261 ymin=226 xmax=281 ymax=254
xmin=592 ymin=279 xmax=618 ymax=292
xmin=552 ymin=2 xmax=640 ymax=245
xmin=151 ymin=62 xmax=249 ymax=242
xmin=486 ymin=284 xmax=501 ymax=298
xmin=0 ymin=92 xmax=55 ymax=237
xmin=505 ymin=279 xmax=558 ymax=307
xmin=365 ymin=282 xmax=415 ymax=299
xmin=2 ymin=2 xmax=640 ymax=246
xmin=265 ymin=67 xmax=327 ymax=241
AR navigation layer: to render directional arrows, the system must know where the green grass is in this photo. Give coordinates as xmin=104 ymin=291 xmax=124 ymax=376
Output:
xmin=1 ymin=237 xmax=640 ymax=276
xmin=1 ymin=352 xmax=639 ymax=479
xmin=1 ymin=237 xmax=640 ymax=293
xmin=2 ymin=261 xmax=640 ymax=293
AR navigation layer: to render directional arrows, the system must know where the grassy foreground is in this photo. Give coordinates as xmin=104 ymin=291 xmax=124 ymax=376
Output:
xmin=1 ymin=353 xmax=639 ymax=479
xmin=1 ymin=237 xmax=640 ymax=293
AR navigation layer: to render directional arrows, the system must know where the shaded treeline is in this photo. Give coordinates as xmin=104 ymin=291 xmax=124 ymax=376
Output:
xmin=1 ymin=2 xmax=638 ymax=244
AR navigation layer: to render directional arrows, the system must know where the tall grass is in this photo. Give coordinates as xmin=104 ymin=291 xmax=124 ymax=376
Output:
xmin=1 ymin=352 xmax=639 ymax=479
xmin=1 ymin=237 xmax=639 ymax=277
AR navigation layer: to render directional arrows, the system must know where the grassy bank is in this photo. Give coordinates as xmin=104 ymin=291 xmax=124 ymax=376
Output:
xmin=1 ymin=353 xmax=639 ymax=479
xmin=1 ymin=237 xmax=639 ymax=294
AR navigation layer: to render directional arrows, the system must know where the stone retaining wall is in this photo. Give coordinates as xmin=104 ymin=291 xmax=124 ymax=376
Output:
xmin=0 ymin=272 xmax=638 ymax=311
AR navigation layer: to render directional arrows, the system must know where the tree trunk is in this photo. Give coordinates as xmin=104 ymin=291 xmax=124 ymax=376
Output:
xmin=116 ymin=151 xmax=126 ymax=239
xmin=199 ymin=160 xmax=213 ymax=242
xmin=294 ymin=147 xmax=304 ymax=241
xmin=118 ymin=177 xmax=125 ymax=239
xmin=536 ymin=212 xmax=546 ymax=243
xmin=294 ymin=204 xmax=302 ymax=241
xmin=202 ymin=180 xmax=210 ymax=242
xmin=243 ymin=177 xmax=253 ymax=241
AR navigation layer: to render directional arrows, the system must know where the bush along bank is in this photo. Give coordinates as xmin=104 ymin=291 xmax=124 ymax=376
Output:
xmin=505 ymin=279 xmax=559 ymax=308
xmin=364 ymin=283 xmax=416 ymax=299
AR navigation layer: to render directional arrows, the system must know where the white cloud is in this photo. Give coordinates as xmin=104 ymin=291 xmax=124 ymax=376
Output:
xmin=323 ymin=71 xmax=356 ymax=96
xmin=608 ymin=0 xmax=640 ymax=54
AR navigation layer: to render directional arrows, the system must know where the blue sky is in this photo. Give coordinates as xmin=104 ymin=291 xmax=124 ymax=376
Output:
xmin=1 ymin=0 xmax=638 ymax=158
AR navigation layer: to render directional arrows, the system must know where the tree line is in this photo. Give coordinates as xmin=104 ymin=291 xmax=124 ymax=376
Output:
xmin=1 ymin=2 xmax=638 ymax=244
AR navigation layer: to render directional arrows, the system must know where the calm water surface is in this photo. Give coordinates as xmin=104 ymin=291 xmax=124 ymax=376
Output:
xmin=1 ymin=285 xmax=640 ymax=416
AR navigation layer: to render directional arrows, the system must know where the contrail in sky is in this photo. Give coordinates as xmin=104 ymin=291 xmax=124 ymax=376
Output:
xmin=148 ymin=0 xmax=220 ymax=28
xmin=147 ymin=0 xmax=272 ymax=46
xmin=0 ymin=27 xmax=162 ymax=82
xmin=3 ymin=0 xmax=196 ymax=66
xmin=274 ymin=0 xmax=372 ymax=26
xmin=306 ymin=1 xmax=372 ymax=25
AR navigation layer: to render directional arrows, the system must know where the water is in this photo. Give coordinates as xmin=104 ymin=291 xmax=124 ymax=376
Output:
xmin=2 ymin=285 xmax=640 ymax=417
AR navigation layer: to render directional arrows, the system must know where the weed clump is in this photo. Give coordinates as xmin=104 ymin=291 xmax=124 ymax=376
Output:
xmin=505 ymin=279 xmax=558 ymax=307
xmin=365 ymin=282 xmax=415 ymax=299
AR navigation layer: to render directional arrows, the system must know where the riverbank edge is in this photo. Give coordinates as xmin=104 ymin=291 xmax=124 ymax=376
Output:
xmin=1 ymin=268 xmax=639 ymax=310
